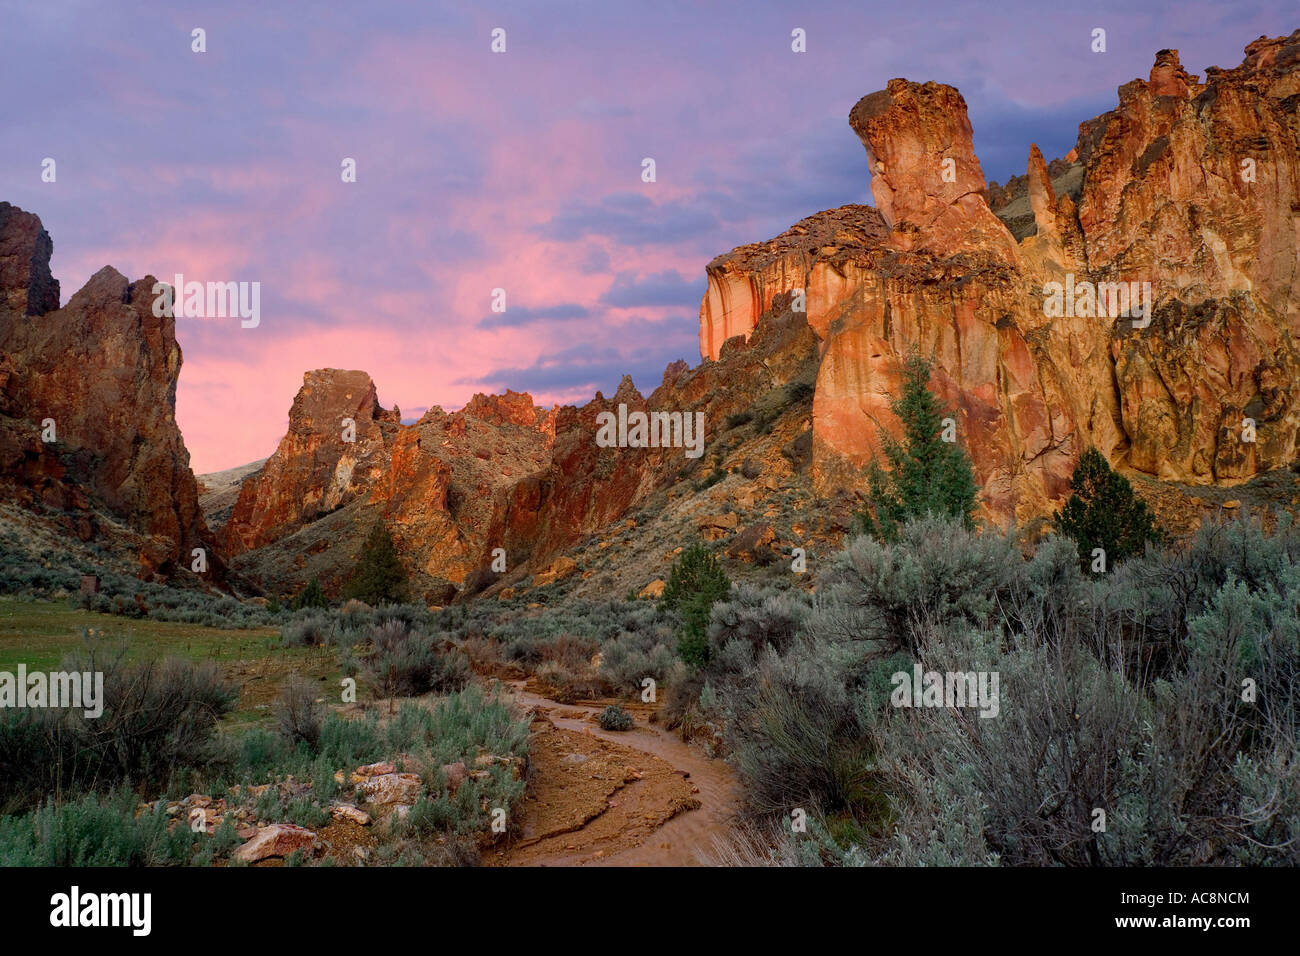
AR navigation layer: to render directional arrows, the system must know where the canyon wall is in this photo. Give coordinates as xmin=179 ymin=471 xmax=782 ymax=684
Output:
xmin=0 ymin=202 xmax=218 ymax=577
xmin=699 ymin=31 xmax=1300 ymax=524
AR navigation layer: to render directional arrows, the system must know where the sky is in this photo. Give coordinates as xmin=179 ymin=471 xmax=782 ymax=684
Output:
xmin=0 ymin=0 xmax=1294 ymax=473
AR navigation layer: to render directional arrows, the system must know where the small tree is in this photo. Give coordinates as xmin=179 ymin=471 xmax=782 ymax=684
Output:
xmin=660 ymin=543 xmax=731 ymax=667
xmin=342 ymin=521 xmax=410 ymax=605
xmin=1054 ymin=447 xmax=1162 ymax=569
xmin=290 ymin=577 xmax=328 ymax=611
xmin=859 ymin=350 xmax=979 ymax=540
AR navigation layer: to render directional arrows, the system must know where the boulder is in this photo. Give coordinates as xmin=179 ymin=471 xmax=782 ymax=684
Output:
xmin=232 ymin=823 xmax=318 ymax=863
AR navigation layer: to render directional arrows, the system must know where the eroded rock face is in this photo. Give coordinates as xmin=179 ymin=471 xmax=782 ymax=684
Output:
xmin=222 ymin=369 xmax=402 ymax=555
xmin=0 ymin=206 xmax=216 ymax=576
xmin=0 ymin=203 xmax=59 ymax=317
xmin=848 ymin=79 xmax=1019 ymax=261
xmin=227 ymin=289 xmax=820 ymax=599
xmin=700 ymin=30 xmax=1300 ymax=523
xmin=699 ymin=206 xmax=888 ymax=360
xmin=222 ymin=374 xmax=556 ymax=600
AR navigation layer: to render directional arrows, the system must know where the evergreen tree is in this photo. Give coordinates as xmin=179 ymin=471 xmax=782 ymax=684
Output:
xmin=859 ymin=349 xmax=979 ymax=540
xmin=342 ymin=521 xmax=411 ymax=605
xmin=660 ymin=543 xmax=731 ymax=667
xmin=1054 ymin=448 xmax=1162 ymax=570
xmin=290 ymin=577 xmax=328 ymax=611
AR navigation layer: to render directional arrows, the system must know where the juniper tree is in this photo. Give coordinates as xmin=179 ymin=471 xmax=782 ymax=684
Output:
xmin=859 ymin=350 xmax=978 ymax=541
xmin=342 ymin=521 xmax=410 ymax=605
xmin=1054 ymin=447 xmax=1162 ymax=570
xmin=290 ymin=576 xmax=328 ymax=611
xmin=660 ymin=543 xmax=732 ymax=667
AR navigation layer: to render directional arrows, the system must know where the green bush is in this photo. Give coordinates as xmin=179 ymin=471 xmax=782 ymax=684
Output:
xmin=362 ymin=620 xmax=470 ymax=699
xmin=0 ymin=637 xmax=236 ymax=812
xmin=1054 ymin=447 xmax=1162 ymax=570
xmin=807 ymin=516 xmax=1021 ymax=655
xmin=0 ymin=790 xmax=205 ymax=866
xmin=707 ymin=584 xmax=810 ymax=658
xmin=599 ymin=705 xmax=634 ymax=731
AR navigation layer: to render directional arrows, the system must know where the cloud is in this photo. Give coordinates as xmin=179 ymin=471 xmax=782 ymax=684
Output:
xmin=539 ymin=192 xmax=721 ymax=245
xmin=600 ymin=269 xmax=703 ymax=308
xmin=460 ymin=340 xmax=693 ymax=403
xmin=476 ymin=302 xmax=592 ymax=329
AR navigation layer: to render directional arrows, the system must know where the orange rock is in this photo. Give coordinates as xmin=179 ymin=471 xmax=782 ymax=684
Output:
xmin=233 ymin=823 xmax=317 ymax=863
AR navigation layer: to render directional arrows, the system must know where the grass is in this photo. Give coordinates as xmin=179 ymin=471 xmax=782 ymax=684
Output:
xmin=0 ymin=596 xmax=335 ymax=726
xmin=0 ymin=596 xmax=278 ymax=669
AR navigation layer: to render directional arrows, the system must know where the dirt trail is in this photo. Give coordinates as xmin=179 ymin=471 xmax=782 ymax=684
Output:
xmin=485 ymin=682 xmax=738 ymax=867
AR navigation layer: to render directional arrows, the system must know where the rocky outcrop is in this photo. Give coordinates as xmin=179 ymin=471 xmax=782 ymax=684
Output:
xmin=699 ymin=206 xmax=888 ymax=360
xmin=700 ymin=30 xmax=1300 ymax=524
xmin=222 ymin=369 xmax=403 ymax=555
xmin=849 ymin=79 xmax=1019 ymax=261
xmin=222 ymin=375 xmax=557 ymax=600
xmin=0 ymin=203 xmax=59 ymax=317
xmin=0 ymin=205 xmax=217 ymax=577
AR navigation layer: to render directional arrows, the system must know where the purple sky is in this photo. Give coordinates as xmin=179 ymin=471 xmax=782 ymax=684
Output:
xmin=1 ymin=0 xmax=1293 ymax=472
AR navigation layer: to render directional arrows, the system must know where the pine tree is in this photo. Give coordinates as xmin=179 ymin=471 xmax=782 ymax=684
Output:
xmin=342 ymin=521 xmax=410 ymax=605
xmin=660 ymin=543 xmax=731 ymax=667
xmin=859 ymin=349 xmax=979 ymax=540
xmin=1054 ymin=448 xmax=1162 ymax=569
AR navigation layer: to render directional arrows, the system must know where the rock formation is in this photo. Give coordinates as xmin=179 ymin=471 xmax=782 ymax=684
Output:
xmin=700 ymin=30 xmax=1300 ymax=524
xmin=0 ymin=203 xmax=218 ymax=577
xmin=12 ymin=30 xmax=1296 ymax=599
xmin=221 ymin=373 xmax=558 ymax=600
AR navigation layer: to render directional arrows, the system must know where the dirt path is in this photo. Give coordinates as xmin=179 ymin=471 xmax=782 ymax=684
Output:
xmin=484 ymin=683 xmax=738 ymax=867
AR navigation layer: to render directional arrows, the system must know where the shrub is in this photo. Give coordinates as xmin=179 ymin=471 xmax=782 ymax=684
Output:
xmin=280 ymin=610 xmax=346 ymax=647
xmin=858 ymin=349 xmax=978 ymax=541
xmin=0 ymin=638 xmax=236 ymax=811
xmin=343 ymin=521 xmax=411 ymax=605
xmin=1054 ymin=447 xmax=1162 ymax=569
xmin=727 ymin=641 xmax=878 ymax=818
xmin=362 ymin=620 xmax=470 ymax=699
xmin=806 ymin=516 xmax=1021 ymax=655
xmin=725 ymin=410 xmax=754 ymax=429
xmin=707 ymin=585 xmax=810 ymax=658
xmin=599 ymin=628 xmax=677 ymax=696
xmin=275 ymin=675 xmax=324 ymax=751
xmin=0 ymin=790 xmax=203 ymax=866
xmin=858 ymin=561 xmax=1300 ymax=867
xmin=599 ymin=705 xmax=634 ymax=731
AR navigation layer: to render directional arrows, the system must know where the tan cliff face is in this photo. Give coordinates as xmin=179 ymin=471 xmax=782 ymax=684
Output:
xmin=699 ymin=30 xmax=1300 ymax=524
xmin=0 ymin=203 xmax=217 ymax=577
